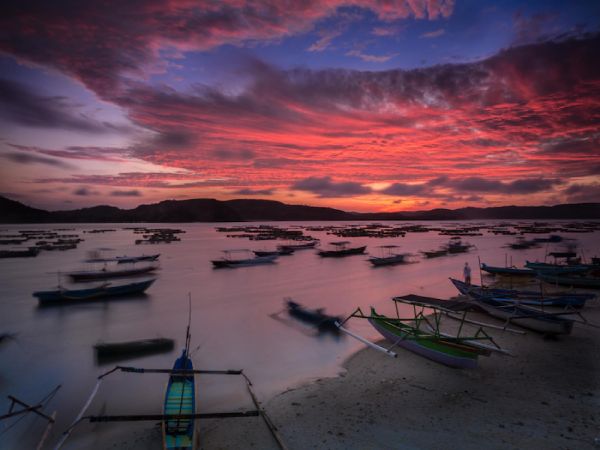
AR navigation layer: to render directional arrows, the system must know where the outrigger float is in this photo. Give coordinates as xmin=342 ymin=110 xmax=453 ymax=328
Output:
xmin=336 ymin=295 xmax=509 ymax=369
xmin=53 ymin=299 xmax=287 ymax=450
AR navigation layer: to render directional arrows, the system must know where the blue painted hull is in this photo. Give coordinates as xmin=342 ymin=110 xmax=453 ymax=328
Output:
xmin=163 ymin=350 xmax=195 ymax=450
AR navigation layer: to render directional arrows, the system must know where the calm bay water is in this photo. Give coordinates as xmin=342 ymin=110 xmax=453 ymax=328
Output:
xmin=1 ymin=221 xmax=598 ymax=449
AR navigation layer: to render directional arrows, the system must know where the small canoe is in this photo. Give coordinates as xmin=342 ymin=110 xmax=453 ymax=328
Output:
xmin=94 ymin=338 xmax=174 ymax=359
xmin=369 ymin=253 xmax=409 ymax=266
xmin=537 ymin=272 xmax=600 ymax=289
xmin=421 ymin=249 xmax=448 ymax=258
xmin=116 ymin=254 xmax=160 ymax=264
xmin=318 ymin=244 xmax=366 ymax=257
xmin=525 ymin=261 xmax=591 ymax=275
xmin=33 ymin=279 xmax=155 ymax=304
xmin=163 ymin=349 xmax=195 ymax=450
xmin=211 ymin=254 xmax=277 ymax=268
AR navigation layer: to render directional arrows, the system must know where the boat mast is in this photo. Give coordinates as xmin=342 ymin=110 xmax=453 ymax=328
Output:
xmin=185 ymin=294 xmax=192 ymax=358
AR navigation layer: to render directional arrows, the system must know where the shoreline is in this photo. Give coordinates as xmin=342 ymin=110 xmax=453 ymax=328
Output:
xmin=201 ymin=307 xmax=600 ymax=450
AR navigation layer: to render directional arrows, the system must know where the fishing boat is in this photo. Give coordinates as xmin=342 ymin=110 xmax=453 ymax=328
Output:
xmin=368 ymin=245 xmax=410 ymax=266
xmin=421 ymin=249 xmax=448 ymax=258
xmin=285 ymin=299 xmax=341 ymax=333
xmin=277 ymin=240 xmax=318 ymax=251
xmin=163 ymin=316 xmax=195 ymax=450
xmin=449 ymin=278 xmax=592 ymax=308
xmin=116 ymin=254 xmax=160 ymax=264
xmin=33 ymin=279 xmax=155 ymax=305
xmin=211 ymin=250 xmax=278 ymax=268
xmin=53 ymin=299 xmax=284 ymax=450
xmin=446 ymin=238 xmax=473 ymax=254
xmin=317 ymin=241 xmax=366 ymax=257
xmin=480 ymin=263 xmax=535 ymax=277
xmin=337 ymin=298 xmax=505 ymax=369
xmin=524 ymin=261 xmax=592 ymax=275
xmin=449 ymin=279 xmax=575 ymax=335
xmin=68 ymin=265 xmax=157 ymax=281
xmin=537 ymin=272 xmax=600 ymax=289
xmin=94 ymin=338 xmax=174 ymax=360
xmin=253 ymin=248 xmax=294 ymax=257
xmin=0 ymin=247 xmax=40 ymax=258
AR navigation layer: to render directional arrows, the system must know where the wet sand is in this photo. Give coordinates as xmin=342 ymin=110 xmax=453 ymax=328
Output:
xmin=201 ymin=306 xmax=600 ymax=450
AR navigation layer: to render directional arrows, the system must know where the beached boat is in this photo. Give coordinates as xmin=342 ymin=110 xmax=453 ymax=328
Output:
xmin=449 ymin=279 xmax=574 ymax=335
xmin=524 ymin=261 xmax=592 ymax=275
xmin=163 ymin=338 xmax=195 ymax=449
xmin=537 ymin=272 xmax=600 ymax=289
xmin=94 ymin=338 xmax=174 ymax=359
xmin=33 ymin=279 xmax=155 ymax=304
xmin=449 ymin=278 xmax=592 ymax=308
xmin=68 ymin=265 xmax=157 ymax=281
xmin=339 ymin=302 xmax=503 ymax=369
xmin=54 ymin=300 xmax=280 ymax=450
xmin=211 ymin=250 xmax=278 ymax=268
xmin=480 ymin=263 xmax=535 ymax=277
xmin=368 ymin=245 xmax=410 ymax=266
xmin=317 ymin=241 xmax=366 ymax=257
xmin=286 ymin=299 xmax=340 ymax=333
xmin=446 ymin=238 xmax=473 ymax=254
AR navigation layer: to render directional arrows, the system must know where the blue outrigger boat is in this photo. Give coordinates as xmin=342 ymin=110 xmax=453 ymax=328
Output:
xmin=33 ymin=279 xmax=155 ymax=305
xmin=450 ymin=278 xmax=593 ymax=309
xmin=163 ymin=309 xmax=196 ymax=450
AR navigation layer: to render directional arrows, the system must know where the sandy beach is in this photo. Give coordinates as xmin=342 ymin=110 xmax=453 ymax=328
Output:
xmin=199 ymin=305 xmax=600 ymax=450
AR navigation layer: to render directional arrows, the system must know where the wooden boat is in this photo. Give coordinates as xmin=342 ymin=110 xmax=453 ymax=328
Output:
xmin=54 ymin=300 xmax=275 ymax=450
xmin=116 ymin=254 xmax=160 ymax=264
xmin=339 ymin=301 xmax=504 ymax=369
xmin=277 ymin=240 xmax=318 ymax=251
xmin=524 ymin=261 xmax=591 ymax=275
xmin=480 ymin=263 xmax=535 ymax=277
xmin=446 ymin=238 xmax=473 ymax=254
xmin=94 ymin=338 xmax=174 ymax=360
xmin=537 ymin=272 xmax=600 ymax=289
xmin=317 ymin=241 xmax=366 ymax=257
xmin=449 ymin=279 xmax=574 ymax=335
xmin=33 ymin=279 xmax=155 ymax=304
xmin=0 ymin=248 xmax=40 ymax=258
xmin=286 ymin=300 xmax=340 ymax=333
xmin=211 ymin=250 xmax=278 ymax=268
xmin=421 ymin=249 xmax=448 ymax=258
xmin=163 ymin=329 xmax=195 ymax=450
xmin=253 ymin=248 xmax=294 ymax=257
xmin=368 ymin=245 xmax=409 ymax=266
xmin=449 ymin=278 xmax=592 ymax=308
xmin=68 ymin=265 xmax=157 ymax=281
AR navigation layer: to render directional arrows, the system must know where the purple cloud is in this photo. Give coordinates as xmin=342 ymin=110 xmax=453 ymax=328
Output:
xmin=291 ymin=176 xmax=371 ymax=197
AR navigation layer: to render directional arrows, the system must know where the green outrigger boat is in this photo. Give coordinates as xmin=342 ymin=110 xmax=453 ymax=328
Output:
xmin=337 ymin=295 xmax=507 ymax=369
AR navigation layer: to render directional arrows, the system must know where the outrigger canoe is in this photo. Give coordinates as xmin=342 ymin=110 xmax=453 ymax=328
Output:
xmin=163 ymin=348 xmax=195 ymax=450
xmin=33 ymin=279 xmax=155 ymax=305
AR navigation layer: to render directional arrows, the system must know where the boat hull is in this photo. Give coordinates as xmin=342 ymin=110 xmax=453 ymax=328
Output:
xmin=33 ymin=279 xmax=155 ymax=304
xmin=369 ymin=254 xmax=407 ymax=266
xmin=163 ymin=351 xmax=195 ymax=450
xmin=318 ymin=246 xmax=366 ymax=257
xmin=481 ymin=263 xmax=534 ymax=276
xmin=69 ymin=265 xmax=157 ymax=281
xmin=367 ymin=313 xmax=479 ymax=369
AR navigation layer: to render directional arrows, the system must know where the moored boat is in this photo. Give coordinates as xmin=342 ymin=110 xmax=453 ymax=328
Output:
xmin=94 ymin=337 xmax=174 ymax=359
xmin=286 ymin=300 xmax=340 ymax=333
xmin=68 ymin=265 xmax=157 ymax=281
xmin=33 ymin=278 xmax=155 ymax=304
xmin=317 ymin=241 xmax=366 ymax=257
xmin=480 ymin=263 xmax=535 ymax=277
xmin=211 ymin=250 xmax=277 ymax=268
xmin=277 ymin=240 xmax=318 ymax=251
xmin=368 ymin=245 xmax=410 ymax=266
xmin=537 ymin=272 xmax=600 ymax=289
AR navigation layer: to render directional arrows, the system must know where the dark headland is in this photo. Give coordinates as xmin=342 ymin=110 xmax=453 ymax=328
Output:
xmin=1 ymin=195 xmax=599 ymax=223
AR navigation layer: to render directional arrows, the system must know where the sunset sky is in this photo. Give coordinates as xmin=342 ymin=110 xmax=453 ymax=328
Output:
xmin=1 ymin=0 xmax=599 ymax=212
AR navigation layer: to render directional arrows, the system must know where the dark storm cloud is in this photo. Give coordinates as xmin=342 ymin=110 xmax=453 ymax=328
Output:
xmin=1 ymin=151 xmax=74 ymax=168
xmin=0 ymin=78 xmax=108 ymax=133
xmin=291 ymin=176 xmax=371 ymax=197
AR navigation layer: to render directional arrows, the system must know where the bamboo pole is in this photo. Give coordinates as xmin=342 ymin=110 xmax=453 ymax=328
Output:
xmin=335 ymin=322 xmax=397 ymax=357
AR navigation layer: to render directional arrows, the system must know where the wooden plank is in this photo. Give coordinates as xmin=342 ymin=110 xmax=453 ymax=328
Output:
xmin=87 ymin=411 xmax=259 ymax=422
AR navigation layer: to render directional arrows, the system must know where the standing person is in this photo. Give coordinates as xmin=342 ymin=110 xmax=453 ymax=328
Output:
xmin=463 ymin=262 xmax=472 ymax=285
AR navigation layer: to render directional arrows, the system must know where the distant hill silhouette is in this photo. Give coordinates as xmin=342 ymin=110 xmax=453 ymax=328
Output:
xmin=0 ymin=195 xmax=599 ymax=223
